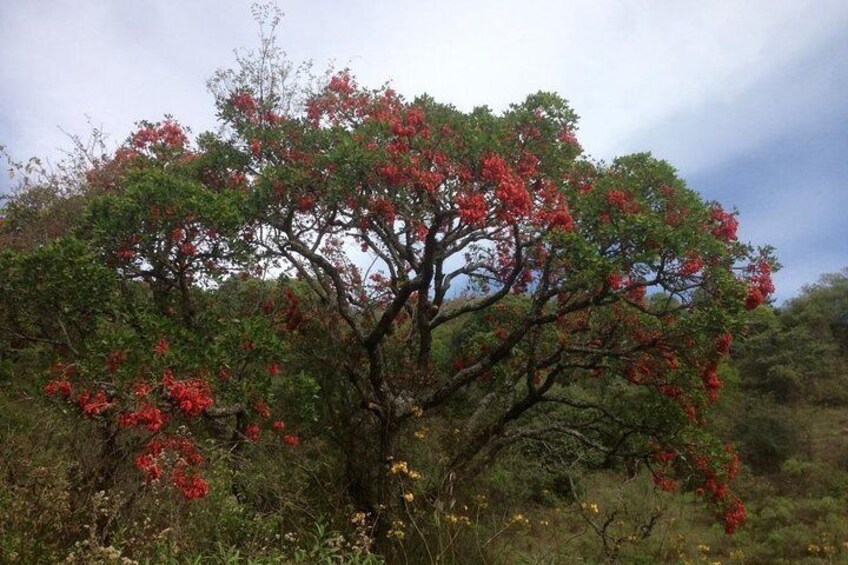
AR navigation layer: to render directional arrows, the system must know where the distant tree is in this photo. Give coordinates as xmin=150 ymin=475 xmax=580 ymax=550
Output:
xmin=784 ymin=269 xmax=848 ymax=355
xmin=736 ymin=269 xmax=848 ymax=404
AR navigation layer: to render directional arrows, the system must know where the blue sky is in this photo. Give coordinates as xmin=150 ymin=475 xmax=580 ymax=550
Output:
xmin=1 ymin=0 xmax=846 ymax=302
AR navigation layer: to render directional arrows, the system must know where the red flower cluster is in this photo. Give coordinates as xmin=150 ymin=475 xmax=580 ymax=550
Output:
xmin=745 ymin=260 xmax=775 ymax=310
xmin=709 ymin=204 xmax=738 ymax=242
xmin=133 ymin=380 xmax=151 ymax=397
xmin=389 ymin=107 xmax=427 ymax=138
xmin=44 ymin=379 xmax=73 ymax=397
xmin=716 ymin=333 xmax=733 ymax=356
xmin=116 ymin=247 xmax=136 ymax=262
xmin=723 ymin=498 xmax=746 ymax=534
xmin=456 ymin=192 xmax=487 ymax=226
xmin=77 ymin=390 xmax=112 ymax=416
xmin=135 ymin=436 xmax=208 ymax=499
xmin=652 ymin=473 xmax=677 ymax=492
xmin=305 ymin=71 xmax=368 ymax=126
xmin=118 ymin=404 xmax=166 ymax=432
xmin=154 ymin=337 xmax=170 ymax=357
xmin=327 ymin=72 xmax=355 ymax=95
xmin=159 ymin=121 xmax=188 ymax=147
xmin=690 ymin=449 xmax=746 ymax=533
xmin=163 ymin=371 xmax=214 ymax=416
xmin=296 ymin=194 xmax=316 ymax=212
xmin=536 ymin=180 xmax=575 ymax=233
xmin=481 ymin=154 xmax=531 ymax=221
xmin=230 ymin=91 xmax=258 ymax=117
xmin=282 ymin=288 xmax=303 ymax=331
xmin=172 ymin=470 xmax=209 ymax=499
xmin=558 ymin=128 xmax=581 ymax=149
xmin=283 ymin=433 xmax=300 ymax=446
xmin=547 ymin=209 xmax=574 ymax=232
xmin=606 ymin=272 xmax=626 ymax=290
xmin=370 ymin=197 xmax=397 ymax=224
xmin=145 ymin=436 xmax=203 ymax=465
xmin=245 ymin=424 xmax=260 ymax=443
xmin=250 ymin=138 xmax=262 ymax=158
xmin=606 ymin=190 xmax=629 ymax=210
xmin=680 ymin=253 xmax=704 ymax=276
xmin=649 ymin=447 xmax=678 ymax=492
xmin=651 ymin=450 xmax=677 ymax=463
xmin=700 ymin=363 xmax=723 ymax=401
xmin=255 ymin=400 xmax=270 ymax=418
xmin=178 ymin=241 xmax=197 ymax=256
xmin=132 ymin=121 xmax=188 ymax=149
xmin=135 ymin=453 xmax=162 ymax=481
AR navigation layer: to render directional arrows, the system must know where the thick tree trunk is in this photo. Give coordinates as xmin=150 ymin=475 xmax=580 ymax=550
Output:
xmin=344 ymin=410 xmax=404 ymax=561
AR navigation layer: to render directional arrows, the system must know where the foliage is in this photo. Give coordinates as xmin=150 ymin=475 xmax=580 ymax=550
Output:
xmin=0 ymin=12 xmax=808 ymax=562
xmin=736 ymin=270 xmax=848 ymax=404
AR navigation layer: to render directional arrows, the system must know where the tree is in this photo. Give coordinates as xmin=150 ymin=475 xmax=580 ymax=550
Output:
xmin=735 ymin=269 xmax=848 ymax=404
xmin=1 ymin=59 xmax=775 ymax=553
xmin=229 ymin=71 xmax=773 ymax=536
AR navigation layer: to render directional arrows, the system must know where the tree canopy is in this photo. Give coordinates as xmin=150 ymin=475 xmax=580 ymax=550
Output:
xmin=0 ymin=52 xmax=776 ymax=550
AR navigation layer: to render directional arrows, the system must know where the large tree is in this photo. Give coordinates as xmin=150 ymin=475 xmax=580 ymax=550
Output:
xmin=2 ymin=62 xmax=774 ymax=551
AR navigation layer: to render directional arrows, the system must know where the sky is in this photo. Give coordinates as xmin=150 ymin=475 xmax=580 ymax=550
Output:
xmin=1 ymin=0 xmax=846 ymax=303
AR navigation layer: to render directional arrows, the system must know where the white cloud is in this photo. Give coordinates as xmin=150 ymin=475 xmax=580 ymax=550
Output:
xmin=1 ymin=0 xmax=846 ymax=296
xmin=3 ymin=0 xmax=847 ymax=166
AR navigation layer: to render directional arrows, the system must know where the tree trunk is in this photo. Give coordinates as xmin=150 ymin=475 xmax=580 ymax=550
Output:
xmin=344 ymin=409 xmax=404 ymax=561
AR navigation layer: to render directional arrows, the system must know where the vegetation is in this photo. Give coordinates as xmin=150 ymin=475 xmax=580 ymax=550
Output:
xmin=3 ymin=17 xmax=846 ymax=564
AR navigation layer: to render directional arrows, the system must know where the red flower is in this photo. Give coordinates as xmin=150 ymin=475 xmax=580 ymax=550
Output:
xmin=135 ymin=453 xmax=162 ymax=481
xmin=133 ymin=380 xmax=151 ymax=397
xmin=230 ymin=91 xmax=258 ymax=116
xmin=116 ymin=247 xmax=136 ymax=261
xmin=119 ymin=404 xmax=166 ymax=432
xmin=606 ymin=190 xmax=629 ymax=211
xmin=283 ymin=434 xmax=300 ymax=447
xmin=558 ymin=128 xmax=581 ymax=149
xmin=745 ymin=287 xmax=765 ymax=310
xmin=456 ymin=193 xmax=487 ymax=226
xmin=606 ymin=272 xmax=625 ymax=290
xmin=172 ymin=470 xmax=209 ymax=499
xmin=701 ymin=364 xmax=723 ymax=401
xmin=745 ymin=260 xmax=774 ymax=310
xmin=245 ymin=424 xmax=260 ymax=443
xmin=250 ymin=138 xmax=262 ymax=158
xmin=179 ymin=241 xmax=197 ymax=256
xmin=327 ymin=72 xmax=355 ymax=95
xmin=710 ymin=205 xmax=739 ymax=242
xmin=716 ymin=333 xmax=733 ymax=356
xmin=652 ymin=473 xmax=677 ymax=492
xmin=546 ymin=209 xmax=574 ymax=232
xmin=680 ymin=253 xmax=704 ymax=276
xmin=723 ymin=498 xmax=746 ymax=534
xmin=44 ymin=379 xmax=73 ymax=398
xmin=158 ymin=121 xmax=187 ymax=148
xmin=154 ymin=337 xmax=170 ymax=357
xmin=78 ymin=390 xmax=112 ymax=416
xmin=652 ymin=450 xmax=677 ymax=463
xmin=255 ymin=400 xmax=270 ymax=418
xmin=480 ymin=154 xmax=531 ymax=221
xmin=164 ymin=376 xmax=214 ymax=416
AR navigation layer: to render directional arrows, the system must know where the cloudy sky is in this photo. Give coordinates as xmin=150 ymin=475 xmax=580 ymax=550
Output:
xmin=1 ymin=0 xmax=846 ymax=302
